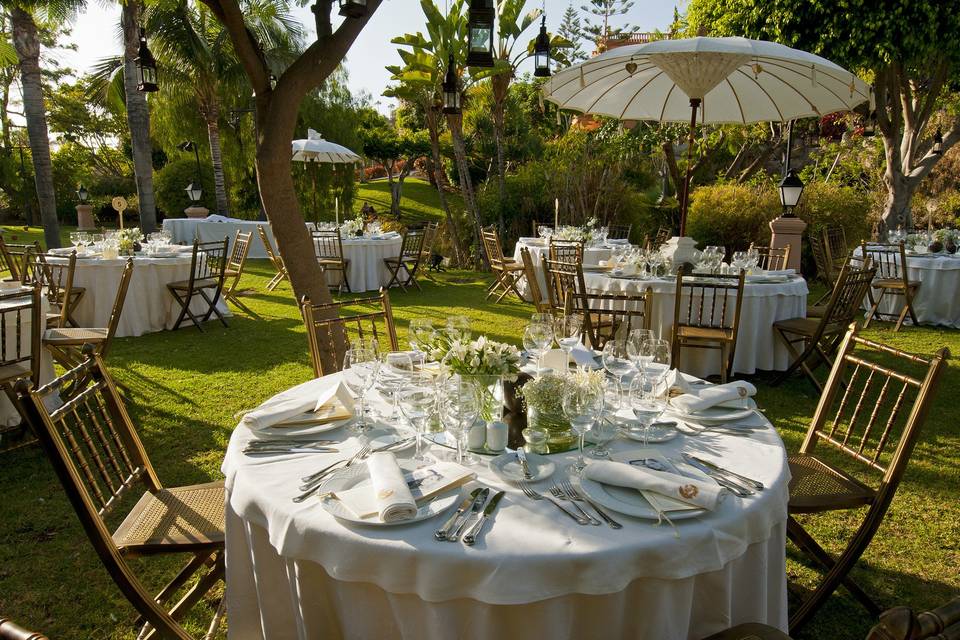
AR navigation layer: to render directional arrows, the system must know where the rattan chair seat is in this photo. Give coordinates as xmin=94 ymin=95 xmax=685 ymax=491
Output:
xmin=676 ymin=325 xmax=735 ymax=340
xmin=112 ymin=481 xmax=225 ymax=553
xmin=773 ymin=317 xmax=822 ymax=336
xmin=43 ymin=327 xmax=108 ymax=344
xmin=167 ymin=277 xmax=219 ymax=291
xmin=319 ymin=258 xmax=350 ymax=267
xmin=702 ymin=622 xmax=792 ymax=640
xmin=0 ymin=362 xmax=32 ymax=385
xmin=787 ymin=454 xmax=875 ymax=514
xmin=873 ymin=278 xmax=920 ymax=289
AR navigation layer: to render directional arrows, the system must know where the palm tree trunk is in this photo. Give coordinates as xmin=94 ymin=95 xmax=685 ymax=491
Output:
xmin=205 ymin=102 xmax=230 ymax=216
xmin=491 ymin=75 xmax=509 ymax=231
xmin=425 ymin=106 xmax=463 ymax=266
xmin=121 ymin=1 xmax=158 ymax=234
xmin=446 ymin=112 xmax=485 ymax=267
xmin=10 ymin=7 xmax=60 ymax=248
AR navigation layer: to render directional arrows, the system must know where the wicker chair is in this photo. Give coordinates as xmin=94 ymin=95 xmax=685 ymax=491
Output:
xmin=167 ymin=239 xmax=229 ymax=331
xmin=0 ymin=239 xmax=38 ymax=281
xmin=749 ymin=243 xmax=791 ymax=271
xmin=300 ymin=288 xmax=399 ymax=377
xmin=257 ymin=225 xmax=288 ymax=291
xmin=222 ymin=230 xmax=253 ymax=314
xmin=42 ymin=258 xmax=133 ymax=369
xmin=0 ymin=286 xmax=41 ymax=453
xmin=384 ymin=227 xmax=427 ymax=292
xmin=671 ymin=271 xmax=745 ymax=383
xmin=481 ymin=226 xmax=525 ymax=302
xmin=21 ymin=251 xmax=77 ymax=328
xmin=784 ymin=328 xmax=948 ymax=633
xmin=14 ymin=351 xmax=226 ymax=640
xmin=519 ymin=246 xmax=551 ymax=314
xmin=0 ymin=616 xmax=49 ymax=640
xmin=312 ymin=229 xmax=351 ymax=293
xmin=862 ymin=242 xmax=920 ymax=331
xmin=548 ymin=239 xmax=584 ymax=263
xmin=606 ymin=223 xmax=633 ymax=241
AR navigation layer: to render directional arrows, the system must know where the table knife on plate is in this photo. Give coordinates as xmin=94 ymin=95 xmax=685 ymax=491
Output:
xmin=463 ymin=490 xmax=505 ymax=546
xmin=448 ymin=488 xmax=490 ymax=543
xmin=435 ymin=488 xmax=485 ymax=541
xmin=681 ymin=454 xmax=754 ymax=497
xmin=685 ymin=454 xmax=764 ymax=490
xmin=516 ymin=448 xmax=534 ymax=480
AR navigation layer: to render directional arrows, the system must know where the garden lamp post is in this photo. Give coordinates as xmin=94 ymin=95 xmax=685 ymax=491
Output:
xmin=75 ymin=184 xmax=95 ymax=230
xmin=778 ymin=169 xmax=805 ymax=217
xmin=179 ymin=141 xmax=209 ymax=218
xmin=337 ymin=0 xmax=367 ymax=18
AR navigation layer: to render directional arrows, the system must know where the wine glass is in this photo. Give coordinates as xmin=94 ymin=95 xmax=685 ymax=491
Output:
xmin=342 ymin=347 xmax=380 ymax=432
xmin=589 ymin=408 xmax=618 ymax=459
xmin=530 ymin=312 xmax=553 ymax=327
xmin=70 ymin=232 xmax=81 ymax=249
xmin=522 ymin=322 xmax=554 ymax=362
xmin=626 ymin=329 xmax=655 ymax=372
xmin=445 ymin=316 xmax=472 ymax=342
xmin=641 ymin=338 xmax=672 ymax=383
xmin=398 ymin=384 xmax=434 ymax=462
xmin=408 ymin=319 xmax=434 ymax=354
xmin=562 ymin=382 xmax=605 ymax=476
xmin=601 ymin=340 xmax=634 ymax=407
xmin=628 ymin=373 xmax=667 ymax=447
xmin=440 ymin=378 xmax=480 ymax=465
xmin=554 ymin=314 xmax=583 ymax=363
xmin=380 ymin=351 xmax=414 ymax=419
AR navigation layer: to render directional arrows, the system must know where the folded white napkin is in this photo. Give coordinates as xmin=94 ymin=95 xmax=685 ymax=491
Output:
xmin=671 ymin=381 xmax=757 ymax=414
xmin=365 ymin=452 xmax=418 ymax=522
xmin=570 ymin=343 xmax=599 ymax=367
xmin=663 ymin=368 xmax=694 ymax=395
xmin=242 ymin=381 xmax=354 ymax=433
xmin=584 ymin=460 xmax=724 ymax=510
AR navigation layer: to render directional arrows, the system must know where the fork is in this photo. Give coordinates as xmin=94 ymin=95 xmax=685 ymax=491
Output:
xmin=558 ymin=478 xmax=622 ymax=530
xmin=296 ymin=445 xmax=371 ymax=497
xmin=549 ymin=484 xmax=601 ymax=525
xmin=518 ymin=481 xmax=589 ymax=525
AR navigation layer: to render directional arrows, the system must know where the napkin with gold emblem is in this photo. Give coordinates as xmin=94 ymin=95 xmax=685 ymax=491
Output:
xmin=584 ymin=460 xmax=724 ymax=511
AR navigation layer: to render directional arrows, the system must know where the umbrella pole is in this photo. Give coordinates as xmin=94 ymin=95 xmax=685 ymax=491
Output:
xmin=312 ymin=163 xmax=318 ymax=223
xmin=679 ymin=97 xmax=701 ymax=238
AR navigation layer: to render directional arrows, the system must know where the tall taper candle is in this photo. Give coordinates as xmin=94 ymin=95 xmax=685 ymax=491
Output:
xmin=554 ymin=198 xmax=559 ymax=229
xmin=335 ymin=196 xmax=339 ymax=225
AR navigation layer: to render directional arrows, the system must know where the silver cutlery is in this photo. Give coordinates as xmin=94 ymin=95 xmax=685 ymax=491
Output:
xmin=293 ymin=446 xmax=371 ymax=502
xmin=549 ymin=484 xmax=600 ymax=525
xmin=680 ymin=455 xmax=755 ymax=497
xmin=558 ymin=478 xmax=622 ymax=529
xmin=463 ymin=490 xmax=505 ymax=546
xmin=299 ymin=436 xmax=413 ymax=487
xmin=684 ymin=454 xmax=765 ymax=491
xmin=516 ymin=448 xmax=534 ymax=480
xmin=300 ymin=445 xmax=371 ymax=485
xmin=517 ymin=480 xmax=589 ymax=525
xmin=246 ymin=438 xmax=337 ymax=448
xmin=244 ymin=446 xmax=338 ymax=456
xmin=448 ymin=488 xmax=490 ymax=542
xmin=435 ymin=488 xmax=485 ymax=541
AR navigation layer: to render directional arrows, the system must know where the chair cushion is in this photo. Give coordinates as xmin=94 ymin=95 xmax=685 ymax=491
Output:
xmin=787 ymin=453 xmax=875 ymax=514
xmin=43 ymin=327 xmax=108 ymax=345
xmin=113 ymin=481 xmax=225 ymax=552
xmin=0 ymin=361 xmax=32 ymax=385
xmin=773 ymin=317 xmax=821 ymax=336
xmin=167 ymin=277 xmax=219 ymax=291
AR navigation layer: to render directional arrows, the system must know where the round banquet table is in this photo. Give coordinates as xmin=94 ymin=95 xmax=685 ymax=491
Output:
xmin=222 ymin=374 xmax=790 ymax=640
xmin=853 ymin=249 xmax=960 ymax=328
xmin=0 ymin=292 xmax=52 ymax=428
xmin=163 ymin=217 xmax=274 ymax=259
xmin=512 ymin=238 xmax=613 ymax=299
xmin=50 ymin=253 xmax=231 ymax=337
xmin=322 ymin=235 xmax=404 ymax=292
xmin=582 ymin=273 xmax=809 ymax=379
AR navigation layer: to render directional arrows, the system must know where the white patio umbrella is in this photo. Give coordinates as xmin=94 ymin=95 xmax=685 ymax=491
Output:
xmin=291 ymin=129 xmax=361 ymax=220
xmin=542 ymin=37 xmax=873 ymax=235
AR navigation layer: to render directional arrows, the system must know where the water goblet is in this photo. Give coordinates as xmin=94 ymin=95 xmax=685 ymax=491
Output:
xmin=445 ymin=316 xmax=472 ymax=342
xmin=408 ymin=318 xmax=435 ymax=354
xmin=440 ymin=378 xmax=481 ymax=465
xmin=628 ymin=374 xmax=667 ymax=447
xmin=380 ymin=351 xmax=415 ymax=419
xmin=589 ymin=411 xmax=618 ymax=458
xmin=522 ymin=322 xmax=554 ymax=363
xmin=562 ymin=382 xmax=605 ymax=475
xmin=601 ymin=340 xmax=634 ymax=407
xmin=554 ymin=314 xmax=583 ymax=364
xmin=342 ymin=347 xmax=380 ymax=432
xmin=626 ymin=329 xmax=655 ymax=373
xmin=398 ymin=384 xmax=435 ymax=462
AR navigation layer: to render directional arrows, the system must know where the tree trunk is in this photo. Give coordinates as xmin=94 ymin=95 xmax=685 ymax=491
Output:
xmin=425 ymin=106 xmax=463 ymax=266
xmin=491 ymin=74 xmax=509 ymax=231
xmin=446 ymin=112 xmax=484 ymax=266
xmin=205 ymin=102 xmax=231 ymax=216
xmin=11 ymin=7 xmax=59 ymax=248
xmin=386 ymin=161 xmax=401 ymax=216
xmin=121 ymin=0 xmax=158 ymax=234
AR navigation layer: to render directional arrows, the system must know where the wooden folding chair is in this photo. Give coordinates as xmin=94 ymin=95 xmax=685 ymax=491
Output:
xmin=0 ymin=285 xmax=41 ymax=453
xmin=300 ymin=288 xmax=399 ymax=377
xmin=644 ymin=226 xmax=672 ymax=250
xmin=519 ymin=246 xmax=551 ymax=314
xmin=749 ymin=242 xmax=791 ymax=271
xmin=825 ymin=226 xmax=848 ymax=272
xmin=222 ymin=230 xmax=254 ymax=314
xmin=531 ymin=220 xmax=555 ymax=236
xmin=418 ymin=221 xmax=441 ymax=282
xmin=861 ymin=242 xmax=920 ymax=331
xmin=481 ymin=226 xmax=525 ymax=302
xmin=0 ymin=616 xmax=49 ymax=640
xmin=0 ymin=236 xmax=21 ymax=281
xmin=43 ymin=258 xmax=134 ymax=369
xmin=257 ymin=225 xmax=288 ymax=291
xmin=0 ymin=239 xmax=39 ymax=281
xmin=784 ymin=328 xmax=948 ymax=633
xmin=21 ymin=251 xmax=78 ymax=329
xmin=14 ymin=352 xmax=226 ymax=640
xmin=542 ymin=256 xmax=653 ymax=350
xmin=867 ymin=596 xmax=960 ymax=640
xmin=383 ymin=227 xmax=427 ymax=293
xmin=606 ymin=222 xmax=633 ymax=241
xmin=671 ymin=271 xmax=745 ymax=383
xmin=548 ymin=238 xmax=584 ymax=263
xmin=167 ymin=239 xmax=229 ymax=331
xmin=312 ymin=229 xmax=351 ymax=294
xmin=772 ymin=260 xmax=876 ymax=391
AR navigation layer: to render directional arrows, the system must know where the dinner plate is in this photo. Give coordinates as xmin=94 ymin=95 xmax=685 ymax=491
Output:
xmin=368 ymin=430 xmax=416 ymax=454
xmin=263 ymin=413 xmax=352 ymax=436
xmin=581 ymin=264 xmax=608 ymax=272
xmin=745 ymin=275 xmax=790 ymax=284
xmin=319 ymin=461 xmax=460 ymax=526
xmin=667 ymin=398 xmax=757 ymax=424
xmin=489 ymin=451 xmax=555 ymax=482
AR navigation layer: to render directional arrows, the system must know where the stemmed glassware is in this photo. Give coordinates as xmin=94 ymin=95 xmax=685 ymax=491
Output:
xmin=342 ymin=347 xmax=380 ymax=432
xmin=445 ymin=316 xmax=471 ymax=342
xmin=601 ymin=340 xmax=634 ymax=407
xmin=554 ymin=314 xmax=583 ymax=362
xmin=627 ymin=339 xmax=671 ymax=445
xmin=562 ymin=382 xmax=605 ymax=475
xmin=70 ymin=232 xmax=82 ymax=250
xmin=398 ymin=384 xmax=435 ymax=462
xmin=626 ymin=329 xmax=655 ymax=373
xmin=522 ymin=322 xmax=554 ymax=362
xmin=380 ymin=351 xmax=414 ymax=419
xmin=440 ymin=378 xmax=481 ymax=465
xmin=408 ymin=319 xmax=435 ymax=355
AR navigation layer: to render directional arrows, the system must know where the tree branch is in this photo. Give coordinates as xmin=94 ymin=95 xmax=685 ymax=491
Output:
xmin=197 ymin=0 xmax=271 ymax=94
xmin=907 ymin=122 xmax=960 ymax=183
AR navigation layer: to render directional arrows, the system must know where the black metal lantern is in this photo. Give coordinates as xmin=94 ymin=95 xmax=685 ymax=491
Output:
xmin=135 ymin=27 xmax=158 ymax=92
xmin=533 ymin=16 xmax=551 ymax=78
xmin=862 ymin=110 xmax=877 ymax=138
xmin=466 ymin=0 xmax=495 ymax=68
xmin=933 ymin=126 xmax=944 ymax=154
xmin=185 ymin=182 xmax=203 ymax=204
xmin=778 ymin=169 xmax=805 ymax=217
xmin=337 ymin=0 xmax=367 ymax=18
xmin=75 ymin=184 xmax=89 ymax=204
xmin=442 ymin=55 xmax=461 ymax=114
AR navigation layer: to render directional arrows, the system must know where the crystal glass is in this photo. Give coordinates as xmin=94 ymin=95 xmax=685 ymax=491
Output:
xmin=601 ymin=340 xmax=634 ymax=407
xmin=398 ymin=385 xmax=434 ymax=462
xmin=628 ymin=373 xmax=667 ymax=447
xmin=589 ymin=411 xmax=618 ymax=458
xmin=522 ymin=322 xmax=553 ymax=362
xmin=342 ymin=347 xmax=380 ymax=432
xmin=445 ymin=316 xmax=472 ymax=342
xmin=746 ymin=246 xmax=760 ymax=271
xmin=648 ymin=251 xmax=665 ymax=277
xmin=554 ymin=314 xmax=583 ymax=361
xmin=538 ymin=225 xmax=553 ymax=241
xmin=380 ymin=351 xmax=414 ymax=419
xmin=731 ymin=251 xmax=749 ymax=272
xmin=440 ymin=378 xmax=481 ymax=465
xmin=70 ymin=232 xmax=81 ymax=248
xmin=562 ymin=382 xmax=604 ymax=475
xmin=408 ymin=319 xmax=435 ymax=354
xmin=530 ymin=312 xmax=553 ymax=327
xmin=626 ymin=329 xmax=655 ymax=371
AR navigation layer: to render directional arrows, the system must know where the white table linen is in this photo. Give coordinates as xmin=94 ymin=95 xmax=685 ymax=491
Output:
xmin=163 ymin=218 xmax=274 ymax=259
xmin=56 ymin=255 xmax=231 ymax=337
xmin=330 ymin=236 xmax=404 ymax=292
xmin=0 ymin=294 xmax=52 ymax=427
xmin=513 ymin=238 xmax=612 ymax=297
xmin=854 ymin=249 xmax=960 ymax=328
xmin=222 ymin=374 xmax=790 ymax=640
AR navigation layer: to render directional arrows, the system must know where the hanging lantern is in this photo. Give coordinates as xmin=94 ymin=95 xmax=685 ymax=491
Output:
xmin=185 ymin=181 xmax=203 ymax=204
xmin=533 ymin=16 xmax=551 ymax=78
xmin=466 ymin=0 xmax=495 ymax=68
xmin=933 ymin=126 xmax=944 ymax=154
xmin=337 ymin=0 xmax=367 ymax=18
xmin=862 ymin=110 xmax=877 ymax=138
xmin=135 ymin=27 xmax=158 ymax=92
xmin=75 ymin=184 xmax=89 ymax=204
xmin=778 ymin=169 xmax=805 ymax=217
xmin=442 ymin=55 xmax=461 ymax=114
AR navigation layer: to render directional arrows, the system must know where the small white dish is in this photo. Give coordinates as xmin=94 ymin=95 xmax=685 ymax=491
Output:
xmin=489 ymin=450 xmax=555 ymax=482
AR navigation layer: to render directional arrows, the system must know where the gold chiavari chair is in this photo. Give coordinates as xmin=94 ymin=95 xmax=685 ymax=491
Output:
xmin=14 ymin=351 xmax=226 ymax=640
xmin=167 ymin=238 xmax=229 ymax=331
xmin=384 ymin=227 xmax=427 ymax=293
xmin=606 ymin=222 xmax=633 ymax=241
xmin=481 ymin=226 xmax=525 ymax=302
xmin=42 ymin=258 xmax=134 ymax=369
xmin=519 ymin=246 xmax=551 ymax=314
xmin=419 ymin=221 xmax=441 ymax=281
xmin=784 ymin=328 xmax=948 ymax=633
xmin=0 ymin=616 xmax=49 ymax=640
xmin=772 ymin=260 xmax=876 ymax=391
xmin=0 ymin=239 xmax=39 ymax=281
xmin=300 ymin=288 xmax=399 ymax=377
xmin=548 ymin=238 xmax=584 ymax=263
xmin=861 ymin=241 xmax=920 ymax=331
xmin=257 ymin=225 xmax=288 ymax=291
xmin=223 ymin=230 xmax=253 ymax=314
xmin=748 ymin=242 xmax=791 ymax=271
xmin=312 ymin=229 xmax=351 ymax=294
xmin=22 ymin=251 xmax=77 ymax=328
xmin=671 ymin=271 xmax=745 ymax=383
xmin=0 ymin=285 xmax=41 ymax=453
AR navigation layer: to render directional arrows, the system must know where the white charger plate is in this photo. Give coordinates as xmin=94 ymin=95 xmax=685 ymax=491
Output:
xmin=489 ymin=451 xmax=555 ymax=482
xmin=668 ymin=398 xmax=757 ymax=424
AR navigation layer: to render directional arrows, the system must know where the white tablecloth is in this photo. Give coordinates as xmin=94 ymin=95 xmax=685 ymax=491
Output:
xmin=54 ymin=255 xmax=231 ymax=337
xmin=222 ymin=375 xmax=790 ymax=640
xmin=0 ymin=294 xmax=52 ymax=427
xmin=513 ymin=238 xmax=613 ymax=297
xmin=163 ymin=218 xmax=273 ymax=259
xmin=855 ymin=250 xmax=960 ymax=328
xmin=330 ymin=236 xmax=404 ymax=292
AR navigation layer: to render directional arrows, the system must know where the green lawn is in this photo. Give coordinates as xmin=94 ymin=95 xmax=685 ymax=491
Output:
xmin=354 ymin=177 xmax=461 ymax=224
xmin=0 ymin=227 xmax=958 ymax=638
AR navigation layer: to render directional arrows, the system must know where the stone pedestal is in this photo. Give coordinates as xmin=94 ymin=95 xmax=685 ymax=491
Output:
xmin=659 ymin=236 xmax=699 ymax=267
xmin=184 ymin=206 xmax=209 ymax=219
xmin=75 ymin=204 xmax=96 ymax=231
xmin=769 ymin=215 xmax=807 ymax=272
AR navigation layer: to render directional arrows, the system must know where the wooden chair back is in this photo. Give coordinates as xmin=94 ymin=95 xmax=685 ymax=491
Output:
xmin=519 ymin=246 xmax=550 ymax=314
xmin=257 ymin=225 xmax=284 ymax=270
xmin=300 ymin=289 xmax=399 ymax=377
xmin=13 ymin=355 xmax=199 ymax=639
xmin=398 ymin=227 xmax=426 ymax=261
xmin=312 ymin=229 xmax=346 ymax=261
xmin=825 ymin=226 xmax=848 ymax=268
xmin=0 ymin=617 xmax=48 ymax=640
xmin=531 ymin=220 xmax=555 ymax=237
xmin=673 ymin=271 xmax=746 ymax=334
xmin=646 ymin=226 xmax=671 ymax=250
xmin=421 ymin=221 xmax=440 ymax=256
xmin=24 ymin=252 xmax=76 ymax=328
xmin=606 ymin=223 xmax=632 ymax=241
xmin=228 ymin=230 xmax=252 ymax=275
xmin=0 ymin=237 xmax=19 ymax=280
xmin=542 ymin=255 xmax=584 ymax=315
xmin=749 ymin=243 xmax=791 ymax=271
xmin=1 ymin=240 xmax=39 ymax=281
xmin=190 ymin=239 xmax=228 ymax=285
xmin=867 ymin=597 xmax=960 ymax=640
xmin=810 ymin=231 xmax=834 ymax=285
xmin=861 ymin=242 xmax=908 ymax=283
xmin=101 ymin=259 xmax=134 ymax=359
xmin=548 ymin=239 xmax=584 ymax=263
xmin=821 ymin=260 xmax=876 ymax=329
xmin=481 ymin=227 xmax=509 ymax=268
xmin=0 ymin=286 xmax=42 ymax=386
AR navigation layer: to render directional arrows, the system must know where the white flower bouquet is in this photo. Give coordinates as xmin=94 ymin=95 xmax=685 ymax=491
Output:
xmin=115 ymin=228 xmax=143 ymax=256
xmin=340 ymin=216 xmax=364 ymax=236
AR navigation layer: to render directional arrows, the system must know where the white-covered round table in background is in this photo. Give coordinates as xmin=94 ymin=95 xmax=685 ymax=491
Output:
xmin=221 ymin=374 xmax=790 ymax=640
xmin=163 ymin=217 xmax=274 ymax=259
xmin=854 ymin=249 xmax=960 ymax=328
xmin=330 ymin=236 xmax=404 ymax=292
xmin=513 ymin=237 xmax=613 ymax=300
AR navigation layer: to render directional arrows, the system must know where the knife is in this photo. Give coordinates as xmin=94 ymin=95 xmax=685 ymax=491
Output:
xmin=244 ymin=446 xmax=338 ymax=455
xmin=463 ymin=490 xmax=505 ymax=546
xmin=435 ymin=488 xmax=484 ymax=541
xmin=516 ymin=448 xmax=534 ymax=480
xmin=681 ymin=454 xmax=754 ymax=497
xmin=686 ymin=454 xmax=764 ymax=491
xmin=448 ymin=488 xmax=489 ymax=543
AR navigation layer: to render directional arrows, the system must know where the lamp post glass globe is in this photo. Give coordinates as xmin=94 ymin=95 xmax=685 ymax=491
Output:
xmin=778 ymin=169 xmax=804 ymax=217
xmin=337 ymin=0 xmax=367 ymax=18
xmin=466 ymin=0 xmax=495 ymax=67
xmin=135 ymin=27 xmax=158 ymax=92
xmin=442 ymin=55 xmax=461 ymax=114
xmin=75 ymin=184 xmax=89 ymax=204
xmin=533 ymin=16 xmax=550 ymax=77
xmin=185 ymin=182 xmax=203 ymax=204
